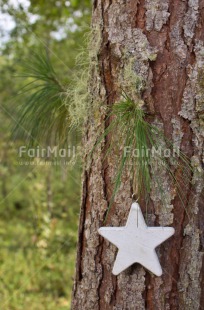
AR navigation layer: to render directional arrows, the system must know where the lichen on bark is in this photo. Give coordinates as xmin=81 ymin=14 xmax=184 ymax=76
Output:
xmin=145 ymin=0 xmax=170 ymax=32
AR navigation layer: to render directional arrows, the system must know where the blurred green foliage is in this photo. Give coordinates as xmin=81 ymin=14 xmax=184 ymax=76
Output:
xmin=0 ymin=0 xmax=91 ymax=309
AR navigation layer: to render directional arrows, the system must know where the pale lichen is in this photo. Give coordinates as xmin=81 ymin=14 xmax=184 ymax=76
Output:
xmin=150 ymin=120 xmax=175 ymax=226
xmin=145 ymin=0 xmax=170 ymax=32
xmin=107 ymin=2 xmax=157 ymax=89
xmin=115 ymin=268 xmax=146 ymax=310
xmin=171 ymin=117 xmax=184 ymax=150
xmin=179 ymin=41 xmax=204 ymax=153
xmin=170 ymin=22 xmax=188 ymax=60
xmin=179 ymin=223 xmax=203 ymax=310
xmin=67 ymin=26 xmax=103 ymax=129
xmin=183 ymin=0 xmax=199 ymax=46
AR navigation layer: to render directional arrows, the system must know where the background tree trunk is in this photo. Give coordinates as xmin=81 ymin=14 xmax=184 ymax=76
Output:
xmin=71 ymin=1 xmax=204 ymax=309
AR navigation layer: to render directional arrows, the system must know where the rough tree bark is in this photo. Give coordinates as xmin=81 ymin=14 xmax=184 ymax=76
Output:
xmin=71 ymin=1 xmax=204 ymax=309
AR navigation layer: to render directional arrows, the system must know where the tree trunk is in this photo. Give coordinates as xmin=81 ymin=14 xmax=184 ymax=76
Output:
xmin=71 ymin=1 xmax=204 ymax=309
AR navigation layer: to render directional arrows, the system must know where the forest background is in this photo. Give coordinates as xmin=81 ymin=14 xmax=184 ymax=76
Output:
xmin=0 ymin=0 xmax=91 ymax=309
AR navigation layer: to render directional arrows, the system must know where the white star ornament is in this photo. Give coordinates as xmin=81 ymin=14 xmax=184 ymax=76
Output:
xmin=98 ymin=202 xmax=175 ymax=276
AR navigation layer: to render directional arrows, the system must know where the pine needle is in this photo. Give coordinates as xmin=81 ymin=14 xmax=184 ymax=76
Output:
xmin=13 ymin=51 xmax=69 ymax=146
xmin=96 ymin=92 xmax=194 ymax=220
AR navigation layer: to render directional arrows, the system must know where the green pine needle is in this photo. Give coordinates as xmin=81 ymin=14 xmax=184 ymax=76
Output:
xmin=97 ymin=92 xmax=193 ymax=221
xmin=13 ymin=51 xmax=69 ymax=147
